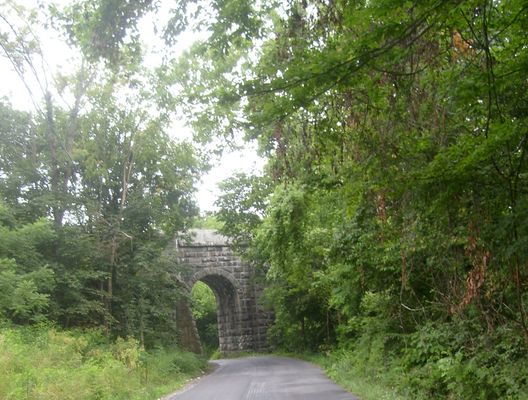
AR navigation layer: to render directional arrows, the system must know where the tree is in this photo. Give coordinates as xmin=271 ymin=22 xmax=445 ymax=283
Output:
xmin=0 ymin=1 xmax=204 ymax=346
xmin=0 ymin=201 xmax=55 ymax=324
xmin=206 ymin=0 xmax=528 ymax=395
xmin=215 ymin=172 xmax=271 ymax=249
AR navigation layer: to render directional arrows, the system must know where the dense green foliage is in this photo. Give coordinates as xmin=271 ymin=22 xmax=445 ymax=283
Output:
xmin=0 ymin=1 xmax=203 ymax=349
xmin=190 ymin=281 xmax=219 ymax=354
xmin=0 ymin=2 xmax=212 ymax=396
xmin=0 ymin=96 xmax=198 ymax=343
xmin=0 ymin=324 xmax=207 ymax=400
xmin=165 ymin=0 xmax=528 ymax=397
xmin=2 ymin=0 xmax=528 ymax=398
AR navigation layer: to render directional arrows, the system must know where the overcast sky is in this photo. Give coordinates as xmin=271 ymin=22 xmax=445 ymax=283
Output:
xmin=0 ymin=0 xmax=264 ymax=213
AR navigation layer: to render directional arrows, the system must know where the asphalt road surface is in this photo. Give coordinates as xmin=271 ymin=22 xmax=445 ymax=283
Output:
xmin=165 ymin=355 xmax=358 ymax=400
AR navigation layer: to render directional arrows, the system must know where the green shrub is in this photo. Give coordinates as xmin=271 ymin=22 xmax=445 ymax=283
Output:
xmin=307 ymin=312 xmax=528 ymax=400
xmin=400 ymin=320 xmax=528 ymax=399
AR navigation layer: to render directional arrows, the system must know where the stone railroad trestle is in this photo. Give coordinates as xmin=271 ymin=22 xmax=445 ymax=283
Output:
xmin=171 ymin=229 xmax=271 ymax=354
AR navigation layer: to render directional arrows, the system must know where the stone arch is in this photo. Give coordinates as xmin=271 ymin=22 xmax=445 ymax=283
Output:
xmin=190 ymin=267 xmax=240 ymax=293
xmin=191 ymin=269 xmax=242 ymax=353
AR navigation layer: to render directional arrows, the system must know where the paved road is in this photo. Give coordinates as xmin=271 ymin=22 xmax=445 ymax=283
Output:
xmin=165 ymin=355 xmax=358 ymax=400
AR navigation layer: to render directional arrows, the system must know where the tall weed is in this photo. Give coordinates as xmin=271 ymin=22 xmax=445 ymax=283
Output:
xmin=0 ymin=325 xmax=207 ymax=400
xmin=400 ymin=320 xmax=528 ymax=399
xmin=309 ymin=301 xmax=528 ymax=400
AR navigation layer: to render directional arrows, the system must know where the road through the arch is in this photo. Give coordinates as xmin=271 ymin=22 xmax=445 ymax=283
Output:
xmin=165 ymin=355 xmax=358 ymax=400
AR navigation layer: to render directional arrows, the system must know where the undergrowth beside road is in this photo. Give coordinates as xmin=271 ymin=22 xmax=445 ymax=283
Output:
xmin=0 ymin=324 xmax=207 ymax=400
xmin=283 ymin=318 xmax=528 ymax=400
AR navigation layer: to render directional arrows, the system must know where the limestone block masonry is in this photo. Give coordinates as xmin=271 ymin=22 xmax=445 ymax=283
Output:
xmin=170 ymin=229 xmax=272 ymax=355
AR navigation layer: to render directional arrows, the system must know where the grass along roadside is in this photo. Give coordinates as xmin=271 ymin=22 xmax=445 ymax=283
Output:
xmin=0 ymin=324 xmax=208 ymax=400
